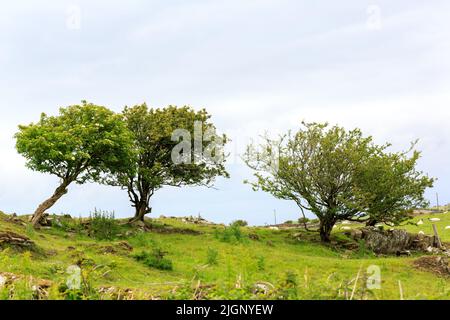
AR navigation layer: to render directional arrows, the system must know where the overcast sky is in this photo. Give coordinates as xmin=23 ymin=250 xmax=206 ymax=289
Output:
xmin=1 ymin=1 xmax=449 ymax=225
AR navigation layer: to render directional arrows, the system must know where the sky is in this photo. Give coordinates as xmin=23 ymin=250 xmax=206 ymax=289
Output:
xmin=1 ymin=0 xmax=449 ymax=225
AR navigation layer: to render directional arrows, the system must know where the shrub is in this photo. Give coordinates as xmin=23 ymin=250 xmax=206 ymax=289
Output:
xmin=58 ymin=215 xmax=84 ymax=232
xmin=57 ymin=266 xmax=99 ymax=300
xmin=89 ymin=209 xmax=119 ymax=240
xmin=298 ymin=217 xmax=310 ymax=224
xmin=256 ymin=255 xmax=266 ymax=271
xmin=133 ymin=248 xmax=173 ymax=271
xmin=353 ymin=240 xmax=376 ymax=259
xmin=231 ymin=220 xmax=248 ymax=227
xmin=215 ymin=224 xmax=246 ymax=243
xmin=276 ymin=271 xmax=298 ymax=299
xmin=206 ymin=248 xmax=219 ymax=265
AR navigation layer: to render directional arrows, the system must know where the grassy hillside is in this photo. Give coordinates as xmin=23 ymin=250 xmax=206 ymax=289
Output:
xmin=0 ymin=210 xmax=449 ymax=300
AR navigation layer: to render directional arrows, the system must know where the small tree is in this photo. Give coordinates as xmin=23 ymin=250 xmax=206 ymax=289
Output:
xmin=243 ymin=122 xmax=433 ymax=242
xmin=111 ymin=103 xmax=229 ymax=223
xmin=353 ymin=147 xmax=434 ymax=226
xmin=15 ymin=101 xmax=134 ymax=227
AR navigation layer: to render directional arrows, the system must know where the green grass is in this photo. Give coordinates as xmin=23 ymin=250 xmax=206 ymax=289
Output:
xmin=396 ymin=213 xmax=450 ymax=243
xmin=0 ymin=210 xmax=449 ymax=300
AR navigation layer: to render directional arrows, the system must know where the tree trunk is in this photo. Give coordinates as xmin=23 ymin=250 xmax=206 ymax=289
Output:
xmin=31 ymin=180 xmax=71 ymax=227
xmin=365 ymin=218 xmax=378 ymax=227
xmin=129 ymin=199 xmax=151 ymax=223
xmin=319 ymin=219 xmax=335 ymax=242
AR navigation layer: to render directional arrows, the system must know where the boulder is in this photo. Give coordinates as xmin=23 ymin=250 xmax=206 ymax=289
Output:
xmin=347 ymin=227 xmax=437 ymax=254
xmin=360 ymin=228 xmax=413 ymax=254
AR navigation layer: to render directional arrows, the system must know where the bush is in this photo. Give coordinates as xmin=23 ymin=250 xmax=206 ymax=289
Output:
xmin=52 ymin=214 xmax=84 ymax=234
xmin=276 ymin=271 xmax=298 ymax=299
xmin=215 ymin=224 xmax=246 ymax=243
xmin=231 ymin=220 xmax=248 ymax=227
xmin=89 ymin=209 xmax=119 ymax=240
xmin=133 ymin=248 xmax=173 ymax=271
xmin=298 ymin=217 xmax=310 ymax=224
xmin=206 ymin=248 xmax=219 ymax=265
xmin=57 ymin=266 xmax=100 ymax=300
xmin=256 ymin=255 xmax=265 ymax=271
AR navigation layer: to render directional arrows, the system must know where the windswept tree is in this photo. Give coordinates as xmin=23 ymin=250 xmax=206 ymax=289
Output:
xmin=110 ymin=104 xmax=229 ymax=223
xmin=243 ymin=122 xmax=433 ymax=242
xmin=15 ymin=101 xmax=135 ymax=227
xmin=353 ymin=147 xmax=434 ymax=226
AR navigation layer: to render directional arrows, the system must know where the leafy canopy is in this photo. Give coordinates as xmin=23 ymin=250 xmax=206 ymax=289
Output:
xmin=15 ymin=101 xmax=135 ymax=184
xmin=116 ymin=103 xmax=229 ymax=191
xmin=244 ymin=122 xmax=434 ymax=239
xmin=353 ymin=148 xmax=434 ymax=225
xmin=107 ymin=103 xmax=229 ymax=221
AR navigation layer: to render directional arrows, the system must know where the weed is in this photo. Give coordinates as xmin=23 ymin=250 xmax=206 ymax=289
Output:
xmin=215 ymin=224 xmax=247 ymax=243
xmin=256 ymin=255 xmax=265 ymax=271
xmin=89 ymin=209 xmax=119 ymax=240
xmin=206 ymin=248 xmax=219 ymax=266
xmin=133 ymin=248 xmax=173 ymax=271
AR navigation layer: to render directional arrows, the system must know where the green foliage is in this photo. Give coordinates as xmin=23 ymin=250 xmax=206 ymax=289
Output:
xmin=57 ymin=266 xmax=99 ymax=300
xmin=231 ymin=219 xmax=248 ymax=227
xmin=52 ymin=215 xmax=84 ymax=234
xmin=133 ymin=248 xmax=173 ymax=271
xmin=353 ymin=148 xmax=434 ymax=226
xmin=15 ymin=101 xmax=136 ymax=225
xmin=256 ymin=255 xmax=266 ymax=271
xmin=206 ymin=247 xmax=219 ymax=265
xmin=260 ymin=271 xmax=299 ymax=300
xmin=298 ymin=217 xmax=310 ymax=224
xmin=0 ymin=279 xmax=35 ymax=300
xmin=215 ymin=224 xmax=246 ymax=243
xmin=15 ymin=101 xmax=135 ymax=184
xmin=244 ymin=122 xmax=434 ymax=241
xmin=88 ymin=209 xmax=119 ymax=240
xmin=353 ymin=240 xmax=376 ymax=259
xmin=109 ymin=103 xmax=229 ymax=220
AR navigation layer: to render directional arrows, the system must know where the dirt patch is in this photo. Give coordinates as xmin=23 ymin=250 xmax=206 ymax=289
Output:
xmin=413 ymin=256 xmax=450 ymax=278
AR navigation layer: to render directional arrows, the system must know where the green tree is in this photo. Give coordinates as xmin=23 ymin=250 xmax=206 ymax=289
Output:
xmin=243 ymin=122 xmax=433 ymax=242
xmin=15 ymin=101 xmax=135 ymax=227
xmin=111 ymin=103 xmax=229 ymax=223
xmin=353 ymin=147 xmax=433 ymax=226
